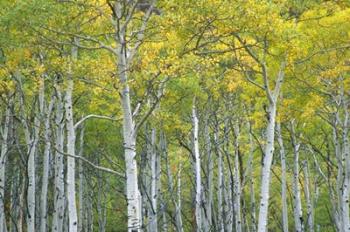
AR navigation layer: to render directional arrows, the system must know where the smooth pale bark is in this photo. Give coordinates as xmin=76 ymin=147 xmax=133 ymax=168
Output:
xmin=65 ymin=78 xmax=78 ymax=231
xmin=234 ymin=123 xmax=242 ymax=232
xmin=332 ymin=112 xmax=344 ymax=231
xmin=257 ymin=101 xmax=277 ymax=232
xmin=156 ymin=143 xmax=163 ymax=232
xmin=257 ymin=61 xmax=285 ymax=232
xmin=244 ymin=124 xmax=257 ymax=232
xmin=192 ymin=101 xmax=202 ymax=232
xmin=52 ymin=80 xmax=66 ymax=232
xmin=39 ymin=96 xmax=55 ymax=232
xmin=149 ymin=128 xmax=158 ymax=232
xmin=276 ymin=123 xmax=288 ymax=232
xmin=341 ymin=95 xmax=350 ymax=232
xmin=113 ymin=3 xmax=143 ymax=229
xmin=0 ymin=99 xmax=11 ymax=232
xmin=65 ymin=43 xmax=78 ymax=232
xmin=19 ymin=76 xmax=44 ymax=232
xmin=119 ymin=45 xmax=142 ymax=232
xmin=302 ymin=160 xmax=314 ymax=232
xmin=291 ymin=121 xmax=304 ymax=232
xmin=110 ymin=2 xmax=157 ymax=229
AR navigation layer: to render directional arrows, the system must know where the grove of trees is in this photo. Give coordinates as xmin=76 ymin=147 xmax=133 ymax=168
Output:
xmin=1 ymin=0 xmax=350 ymax=231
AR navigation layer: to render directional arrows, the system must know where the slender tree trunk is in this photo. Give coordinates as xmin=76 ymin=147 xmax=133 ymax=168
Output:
xmin=257 ymin=101 xmax=277 ymax=232
xmin=149 ymin=129 xmax=158 ymax=232
xmin=65 ymin=59 xmax=78 ymax=232
xmin=40 ymin=97 xmax=55 ymax=232
xmin=234 ymin=123 xmax=242 ymax=232
xmin=276 ymin=123 xmax=289 ymax=232
xmin=247 ymin=126 xmax=257 ymax=232
xmin=224 ymin=167 xmax=232 ymax=232
xmin=21 ymin=76 xmax=44 ymax=232
xmin=78 ymin=127 xmax=85 ymax=232
xmin=0 ymin=99 xmax=11 ymax=232
xmin=204 ymin=120 xmax=213 ymax=232
xmin=341 ymin=96 xmax=350 ymax=232
xmin=114 ymin=12 xmax=142 ymax=229
xmin=291 ymin=121 xmax=304 ymax=232
xmin=52 ymin=80 xmax=66 ymax=232
xmin=215 ymin=126 xmax=225 ymax=232
xmin=302 ymin=160 xmax=314 ymax=232
xmin=192 ymin=101 xmax=202 ymax=232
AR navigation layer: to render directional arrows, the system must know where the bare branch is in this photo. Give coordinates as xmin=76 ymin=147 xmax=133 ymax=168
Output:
xmin=74 ymin=114 xmax=121 ymax=130
xmin=54 ymin=147 xmax=125 ymax=178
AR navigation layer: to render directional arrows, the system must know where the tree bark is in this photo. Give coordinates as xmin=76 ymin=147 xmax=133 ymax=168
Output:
xmin=291 ymin=121 xmax=304 ymax=232
xmin=0 ymin=98 xmax=11 ymax=232
xmin=192 ymin=100 xmax=202 ymax=232
xmin=257 ymin=61 xmax=285 ymax=232
xmin=234 ymin=123 xmax=242 ymax=232
xmin=52 ymin=79 xmax=66 ymax=232
xmin=65 ymin=43 xmax=79 ymax=232
xmin=39 ymin=96 xmax=55 ymax=232
xmin=276 ymin=123 xmax=289 ymax=232
xmin=302 ymin=160 xmax=314 ymax=232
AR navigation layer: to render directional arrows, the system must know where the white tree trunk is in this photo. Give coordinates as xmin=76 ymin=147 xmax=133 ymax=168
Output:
xmin=192 ymin=101 xmax=202 ymax=232
xmin=234 ymin=123 xmax=242 ymax=232
xmin=257 ymin=102 xmax=277 ymax=232
xmin=291 ymin=121 xmax=304 ymax=232
xmin=52 ymin=81 xmax=66 ymax=232
xmin=215 ymin=127 xmax=225 ymax=232
xmin=302 ymin=160 xmax=314 ymax=232
xmin=40 ymin=97 xmax=54 ymax=232
xmin=341 ymin=98 xmax=350 ymax=232
xmin=118 ymin=45 xmax=142 ymax=231
xmin=0 ymin=99 xmax=11 ymax=232
xmin=276 ymin=123 xmax=288 ymax=232
xmin=149 ymin=128 xmax=158 ymax=232
xmin=246 ymin=125 xmax=257 ymax=232
xmin=21 ymin=77 xmax=44 ymax=232
xmin=256 ymin=61 xmax=285 ymax=232
xmin=65 ymin=76 xmax=78 ymax=232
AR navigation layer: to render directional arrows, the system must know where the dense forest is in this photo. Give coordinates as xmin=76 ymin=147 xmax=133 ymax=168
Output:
xmin=1 ymin=0 xmax=350 ymax=231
